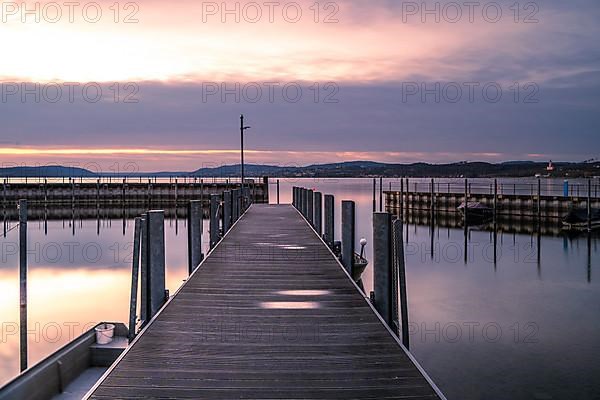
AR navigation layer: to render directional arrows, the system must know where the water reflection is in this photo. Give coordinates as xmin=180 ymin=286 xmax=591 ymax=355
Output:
xmin=270 ymin=178 xmax=599 ymax=400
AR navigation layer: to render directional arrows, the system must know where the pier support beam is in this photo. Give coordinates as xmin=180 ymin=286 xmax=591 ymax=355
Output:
xmin=373 ymin=212 xmax=393 ymax=328
xmin=324 ymin=194 xmax=334 ymax=248
xmin=341 ymin=201 xmax=355 ymax=276
xmin=187 ymin=200 xmax=203 ymax=274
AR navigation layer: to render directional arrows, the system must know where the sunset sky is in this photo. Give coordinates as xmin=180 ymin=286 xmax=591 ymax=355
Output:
xmin=1 ymin=0 xmax=599 ymax=171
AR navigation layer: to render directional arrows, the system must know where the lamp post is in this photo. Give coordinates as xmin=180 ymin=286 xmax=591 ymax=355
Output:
xmin=240 ymin=114 xmax=251 ymax=206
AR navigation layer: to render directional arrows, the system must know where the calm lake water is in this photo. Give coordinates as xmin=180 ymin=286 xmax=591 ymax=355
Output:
xmin=1 ymin=177 xmax=598 ymax=400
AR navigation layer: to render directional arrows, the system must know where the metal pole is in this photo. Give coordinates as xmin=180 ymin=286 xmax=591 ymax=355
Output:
xmin=373 ymin=212 xmax=393 ymax=327
xmin=128 ymin=217 xmax=142 ymax=341
xmin=146 ymin=210 xmax=166 ymax=320
xmin=314 ymin=191 xmax=322 ymax=236
xmin=188 ymin=200 xmax=203 ymax=274
xmin=393 ymin=218 xmax=409 ymax=348
xmin=324 ymin=194 xmax=334 ymax=247
xmin=19 ymin=199 xmax=27 ymax=372
xmin=341 ymin=200 xmax=355 ymax=276
xmin=276 ymin=179 xmax=280 ymax=204
xmin=240 ymin=115 xmax=244 ymax=201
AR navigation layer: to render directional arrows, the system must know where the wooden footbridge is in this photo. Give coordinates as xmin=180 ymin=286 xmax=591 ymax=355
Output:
xmin=85 ymin=203 xmax=445 ymax=399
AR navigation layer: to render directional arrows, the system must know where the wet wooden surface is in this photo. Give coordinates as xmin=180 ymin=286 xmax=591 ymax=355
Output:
xmin=88 ymin=204 xmax=442 ymax=399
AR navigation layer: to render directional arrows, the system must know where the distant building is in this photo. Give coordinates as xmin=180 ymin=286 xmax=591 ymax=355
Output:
xmin=546 ymin=161 xmax=555 ymax=172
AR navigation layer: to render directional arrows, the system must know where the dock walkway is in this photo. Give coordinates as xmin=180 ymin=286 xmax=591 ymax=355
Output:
xmin=87 ymin=204 xmax=443 ymax=399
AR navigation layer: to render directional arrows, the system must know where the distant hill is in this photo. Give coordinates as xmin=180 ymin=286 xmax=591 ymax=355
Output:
xmin=1 ymin=161 xmax=598 ymax=178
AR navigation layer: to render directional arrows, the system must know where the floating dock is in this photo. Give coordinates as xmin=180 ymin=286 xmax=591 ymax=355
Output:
xmin=85 ymin=204 xmax=444 ymax=399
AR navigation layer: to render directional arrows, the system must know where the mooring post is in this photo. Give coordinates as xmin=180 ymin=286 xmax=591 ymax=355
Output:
xmin=303 ymin=188 xmax=309 ymax=217
xmin=276 ymin=179 xmax=280 ymax=204
xmin=128 ymin=217 xmax=142 ymax=341
xmin=307 ymin=189 xmax=314 ymax=225
xmin=341 ymin=201 xmax=356 ymax=276
xmin=139 ymin=214 xmax=148 ymax=324
xmin=588 ymin=179 xmax=592 ymax=232
xmin=493 ymin=179 xmax=498 ymax=220
xmin=464 ymin=178 xmax=468 ymax=226
xmin=233 ymin=189 xmax=240 ymax=222
xmin=223 ymin=190 xmax=232 ymax=233
xmin=400 ymin=178 xmax=404 ymax=218
xmin=314 ymin=191 xmax=322 ymax=236
xmin=393 ymin=218 xmax=409 ymax=348
xmin=188 ymin=200 xmax=203 ymax=274
xmin=293 ymin=187 xmax=298 ymax=208
xmin=210 ymin=194 xmax=219 ymax=249
xmin=430 ymin=178 xmax=435 ymax=216
xmin=18 ymin=199 xmax=28 ymax=372
xmin=379 ymin=177 xmax=383 ymax=212
xmin=537 ymin=178 xmax=542 ymax=220
xmin=372 ymin=178 xmax=376 ymax=212
xmin=324 ymin=194 xmax=334 ymax=247
xmin=373 ymin=212 xmax=393 ymax=327
xmin=146 ymin=210 xmax=166 ymax=320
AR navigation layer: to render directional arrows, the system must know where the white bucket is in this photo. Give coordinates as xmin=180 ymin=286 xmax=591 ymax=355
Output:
xmin=95 ymin=323 xmax=115 ymax=345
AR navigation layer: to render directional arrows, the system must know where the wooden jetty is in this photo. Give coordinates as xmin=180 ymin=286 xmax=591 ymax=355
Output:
xmin=85 ymin=204 xmax=444 ymax=399
xmin=1 ymin=177 xmax=269 ymax=210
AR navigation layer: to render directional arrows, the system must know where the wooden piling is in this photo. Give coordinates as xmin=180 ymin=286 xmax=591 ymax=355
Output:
xmin=324 ymin=194 xmax=334 ymax=247
xmin=210 ymin=194 xmax=220 ymax=249
xmin=187 ymin=200 xmax=203 ymax=274
xmin=128 ymin=217 xmax=142 ymax=341
xmin=314 ymin=191 xmax=322 ymax=236
xmin=372 ymin=179 xmax=376 ymax=212
xmin=341 ymin=200 xmax=355 ymax=276
xmin=373 ymin=212 xmax=393 ymax=328
xmin=223 ymin=191 xmax=232 ymax=233
xmin=588 ymin=179 xmax=592 ymax=232
xmin=379 ymin=177 xmax=383 ymax=212
xmin=146 ymin=210 xmax=166 ymax=320
xmin=307 ymin=189 xmax=314 ymax=226
xmin=139 ymin=215 xmax=148 ymax=325
xmin=392 ymin=218 xmax=409 ymax=348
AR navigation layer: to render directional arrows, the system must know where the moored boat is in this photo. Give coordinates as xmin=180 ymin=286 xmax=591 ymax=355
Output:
xmin=0 ymin=323 xmax=128 ymax=400
xmin=457 ymin=201 xmax=494 ymax=224
xmin=562 ymin=207 xmax=600 ymax=231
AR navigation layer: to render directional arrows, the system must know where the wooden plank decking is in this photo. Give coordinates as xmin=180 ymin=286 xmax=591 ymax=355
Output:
xmin=87 ymin=204 xmax=444 ymax=399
